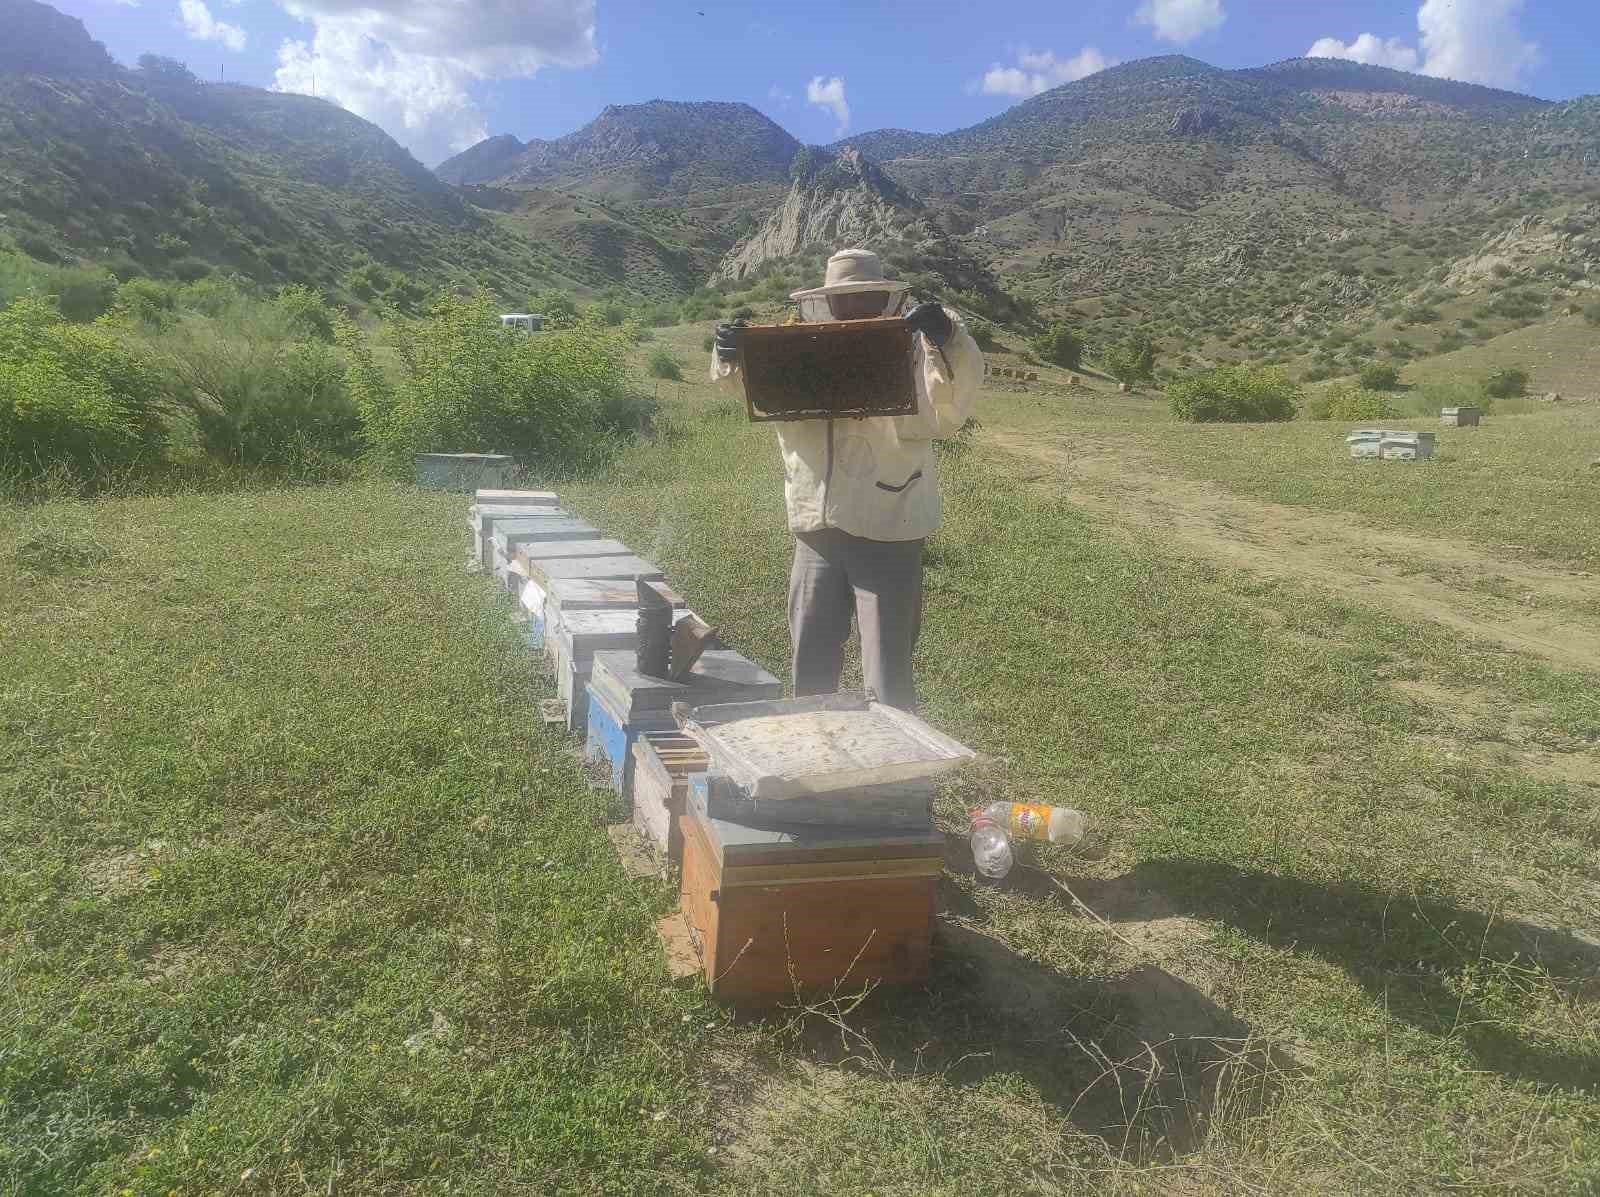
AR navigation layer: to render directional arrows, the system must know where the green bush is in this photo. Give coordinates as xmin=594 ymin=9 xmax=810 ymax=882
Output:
xmin=1031 ymin=322 xmax=1083 ymax=369
xmin=151 ymin=289 xmax=357 ymax=469
xmin=1103 ymin=334 xmax=1156 ymax=385
xmin=112 ymin=278 xmax=179 ymax=331
xmin=1306 ymin=385 xmax=1397 ymax=421
xmin=647 ymin=348 xmax=682 ymax=381
xmin=1483 ymin=366 xmax=1529 ymax=399
xmin=1358 ymin=362 xmax=1401 ymax=391
xmin=0 ymin=298 xmax=166 ymax=486
xmin=273 ymin=284 xmax=335 ymax=343
xmin=1584 ymin=303 xmax=1600 ymax=326
xmin=1168 ymin=365 xmax=1299 ymax=423
xmin=966 ymin=317 xmax=999 ymax=350
xmin=344 ymin=293 xmax=650 ymax=479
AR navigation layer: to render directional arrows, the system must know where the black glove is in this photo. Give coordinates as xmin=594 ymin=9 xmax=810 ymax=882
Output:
xmin=713 ymin=319 xmax=747 ymax=362
xmin=904 ymin=302 xmax=953 ymax=348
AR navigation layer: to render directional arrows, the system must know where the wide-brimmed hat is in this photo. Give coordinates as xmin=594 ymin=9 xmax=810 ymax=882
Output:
xmin=791 ymin=248 xmax=910 ymax=301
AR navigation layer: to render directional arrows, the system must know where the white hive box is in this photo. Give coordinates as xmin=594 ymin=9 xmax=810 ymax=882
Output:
xmin=475 ymin=489 xmax=559 ymax=505
xmin=493 ymin=537 xmax=631 ymax=591
xmin=418 ymin=453 xmax=511 ymax=491
xmin=470 ymin=504 xmax=573 ymax=568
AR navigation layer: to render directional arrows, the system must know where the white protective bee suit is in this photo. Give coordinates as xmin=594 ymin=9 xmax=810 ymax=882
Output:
xmin=710 ymin=248 xmax=983 ymax=709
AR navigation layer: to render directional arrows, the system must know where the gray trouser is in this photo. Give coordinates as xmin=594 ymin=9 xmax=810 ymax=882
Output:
xmin=788 ymin=529 xmax=924 ymax=710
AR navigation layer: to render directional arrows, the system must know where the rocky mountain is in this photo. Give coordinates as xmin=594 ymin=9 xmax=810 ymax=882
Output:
xmin=438 ymin=101 xmax=801 ymax=202
xmin=0 ymin=0 xmax=562 ymax=300
xmin=717 ymin=146 xmax=928 ymax=281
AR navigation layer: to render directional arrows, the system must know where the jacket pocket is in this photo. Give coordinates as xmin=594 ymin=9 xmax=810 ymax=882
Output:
xmin=875 ymin=469 xmax=924 ymax=493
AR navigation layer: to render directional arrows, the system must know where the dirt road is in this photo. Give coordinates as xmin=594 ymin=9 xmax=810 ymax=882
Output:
xmin=988 ymin=428 xmax=1600 ymax=675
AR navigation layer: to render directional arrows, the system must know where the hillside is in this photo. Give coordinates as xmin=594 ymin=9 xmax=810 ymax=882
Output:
xmin=0 ymin=0 xmax=561 ymax=301
xmin=440 ymin=101 xmax=801 ymax=202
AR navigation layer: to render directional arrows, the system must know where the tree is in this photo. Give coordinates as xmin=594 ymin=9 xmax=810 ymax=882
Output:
xmin=136 ymin=55 xmax=199 ymax=88
xmin=1168 ymin=366 xmax=1300 ymax=423
xmin=1358 ymin=362 xmax=1400 ymax=391
xmin=1031 ymin=322 xmax=1083 ymax=369
xmin=1104 ymin=333 xmax=1156 ymax=385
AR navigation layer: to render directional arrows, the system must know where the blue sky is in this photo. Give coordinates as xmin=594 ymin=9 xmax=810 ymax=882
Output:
xmin=51 ymin=0 xmax=1600 ymax=166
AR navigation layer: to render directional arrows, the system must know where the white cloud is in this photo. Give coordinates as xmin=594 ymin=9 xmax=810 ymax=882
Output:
xmin=271 ymin=0 xmax=598 ymax=166
xmin=806 ymin=75 xmax=849 ymax=136
xmin=1417 ymin=0 xmax=1539 ymax=88
xmin=1307 ymin=0 xmax=1540 ymax=90
xmin=768 ymin=83 xmax=793 ymax=103
xmin=979 ymin=46 xmax=1116 ymax=98
xmin=1306 ymin=34 xmax=1419 ymax=71
xmin=1134 ymin=0 xmax=1225 ymax=44
xmin=179 ymin=0 xmax=246 ymax=50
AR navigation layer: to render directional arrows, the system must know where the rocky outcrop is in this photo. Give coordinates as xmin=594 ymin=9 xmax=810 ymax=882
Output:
xmin=1444 ymin=208 xmax=1598 ymax=290
xmin=1169 ymin=106 xmax=1225 ymax=136
xmin=716 ymin=146 xmax=931 ymax=282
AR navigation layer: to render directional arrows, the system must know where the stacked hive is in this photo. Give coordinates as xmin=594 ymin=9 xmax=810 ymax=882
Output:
xmin=466 ymin=491 xmax=976 ymax=1006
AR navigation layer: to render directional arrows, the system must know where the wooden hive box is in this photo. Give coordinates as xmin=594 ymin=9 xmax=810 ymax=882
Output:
xmin=471 ymin=505 xmax=573 ymax=568
xmin=677 ymin=779 xmax=944 ymax=1003
xmin=737 ymin=318 xmax=917 ymax=422
xmin=580 ymin=649 xmax=781 ymax=773
xmin=495 ymin=538 xmax=632 ymax=593
xmin=535 ymin=579 xmax=677 ymax=663
xmin=475 ymin=489 xmax=559 ymax=505
xmin=631 ymin=732 xmax=709 ymax=869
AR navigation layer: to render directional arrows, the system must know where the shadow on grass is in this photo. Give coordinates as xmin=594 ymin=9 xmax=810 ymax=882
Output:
xmin=766 ymin=840 xmax=1293 ymax=1164
xmin=1000 ymin=856 xmax=1600 ymax=1094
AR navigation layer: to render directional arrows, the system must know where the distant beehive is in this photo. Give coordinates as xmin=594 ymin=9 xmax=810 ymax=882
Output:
xmin=1440 ymin=406 xmax=1481 ymax=427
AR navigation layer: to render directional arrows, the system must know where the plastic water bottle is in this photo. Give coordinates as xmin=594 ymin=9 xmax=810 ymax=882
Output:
xmin=969 ymin=802 xmax=1088 ymax=883
xmin=981 ymin=801 xmax=1087 ymax=847
xmin=969 ymin=812 xmax=1015 ymax=880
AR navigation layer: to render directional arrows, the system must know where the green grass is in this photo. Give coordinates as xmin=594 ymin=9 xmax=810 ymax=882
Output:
xmin=992 ymin=391 xmax=1600 ymax=569
xmin=1 ymin=484 xmax=717 ymax=1194
xmin=5 ymin=388 xmax=1599 ymax=1192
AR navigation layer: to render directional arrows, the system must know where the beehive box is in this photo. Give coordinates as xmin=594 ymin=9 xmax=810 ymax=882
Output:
xmin=677 ymin=780 xmax=944 ymax=1003
xmin=494 ymin=538 xmax=633 ymax=591
xmin=631 ymin=732 xmax=709 ymax=869
xmin=1440 ymin=406 xmax=1481 ymax=427
xmin=584 ymin=685 xmax=679 ymax=797
xmin=418 ymin=453 xmax=511 ymax=491
xmin=470 ymin=505 xmax=573 ymax=569
xmin=580 ymin=649 xmax=781 ymax=748
xmin=538 ymin=579 xmax=673 ymax=663
xmin=475 ymin=489 xmax=558 ymax=505
xmin=738 ymin=318 xmax=918 ymax=422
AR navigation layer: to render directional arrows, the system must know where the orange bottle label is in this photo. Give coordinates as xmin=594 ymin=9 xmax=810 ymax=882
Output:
xmin=1006 ymin=803 xmax=1052 ymax=841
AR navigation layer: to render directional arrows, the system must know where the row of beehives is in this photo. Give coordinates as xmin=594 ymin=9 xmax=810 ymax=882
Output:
xmin=468 ymin=489 xmax=781 ymax=847
xmin=1346 ymin=429 xmax=1438 ymax=461
xmin=985 ymin=364 xmax=1040 ymax=381
xmin=469 ymin=490 xmax=950 ymax=1003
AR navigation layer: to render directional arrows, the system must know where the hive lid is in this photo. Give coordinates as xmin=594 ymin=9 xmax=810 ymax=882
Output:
xmin=680 ymin=691 xmax=978 ymax=801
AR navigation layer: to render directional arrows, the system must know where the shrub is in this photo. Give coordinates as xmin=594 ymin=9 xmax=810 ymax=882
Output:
xmin=0 ymin=298 xmax=166 ymax=486
xmin=1031 ymin=322 xmax=1083 ymax=369
xmin=702 ymin=332 xmax=715 ymax=353
xmin=1358 ymin=362 xmax=1401 ymax=391
xmin=1484 ymin=366 xmax=1529 ymax=399
xmin=344 ymin=293 xmax=650 ymax=479
xmin=532 ymin=290 xmax=580 ymax=330
xmin=1585 ymin=303 xmax=1600 ymax=326
xmin=45 ymin=266 xmax=119 ymax=323
xmin=153 ymin=295 xmax=358 ymax=469
xmin=112 ymin=278 xmax=179 ymax=331
xmin=647 ymin=348 xmax=682 ymax=381
xmin=966 ymin=317 xmax=999 ymax=350
xmin=273 ymin=284 xmax=335 ymax=343
xmin=1306 ymin=385 xmax=1398 ymax=421
xmin=170 ymin=257 xmax=212 ymax=283
xmin=1168 ymin=365 xmax=1300 ymax=423
xmin=1103 ymin=334 xmax=1156 ymax=385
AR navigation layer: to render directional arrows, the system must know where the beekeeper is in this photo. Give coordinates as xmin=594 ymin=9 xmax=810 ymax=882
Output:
xmin=709 ymin=248 xmax=982 ymax=710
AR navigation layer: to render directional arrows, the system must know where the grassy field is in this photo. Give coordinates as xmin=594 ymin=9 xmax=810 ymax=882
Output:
xmin=4 ymin=332 xmax=1599 ymax=1193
